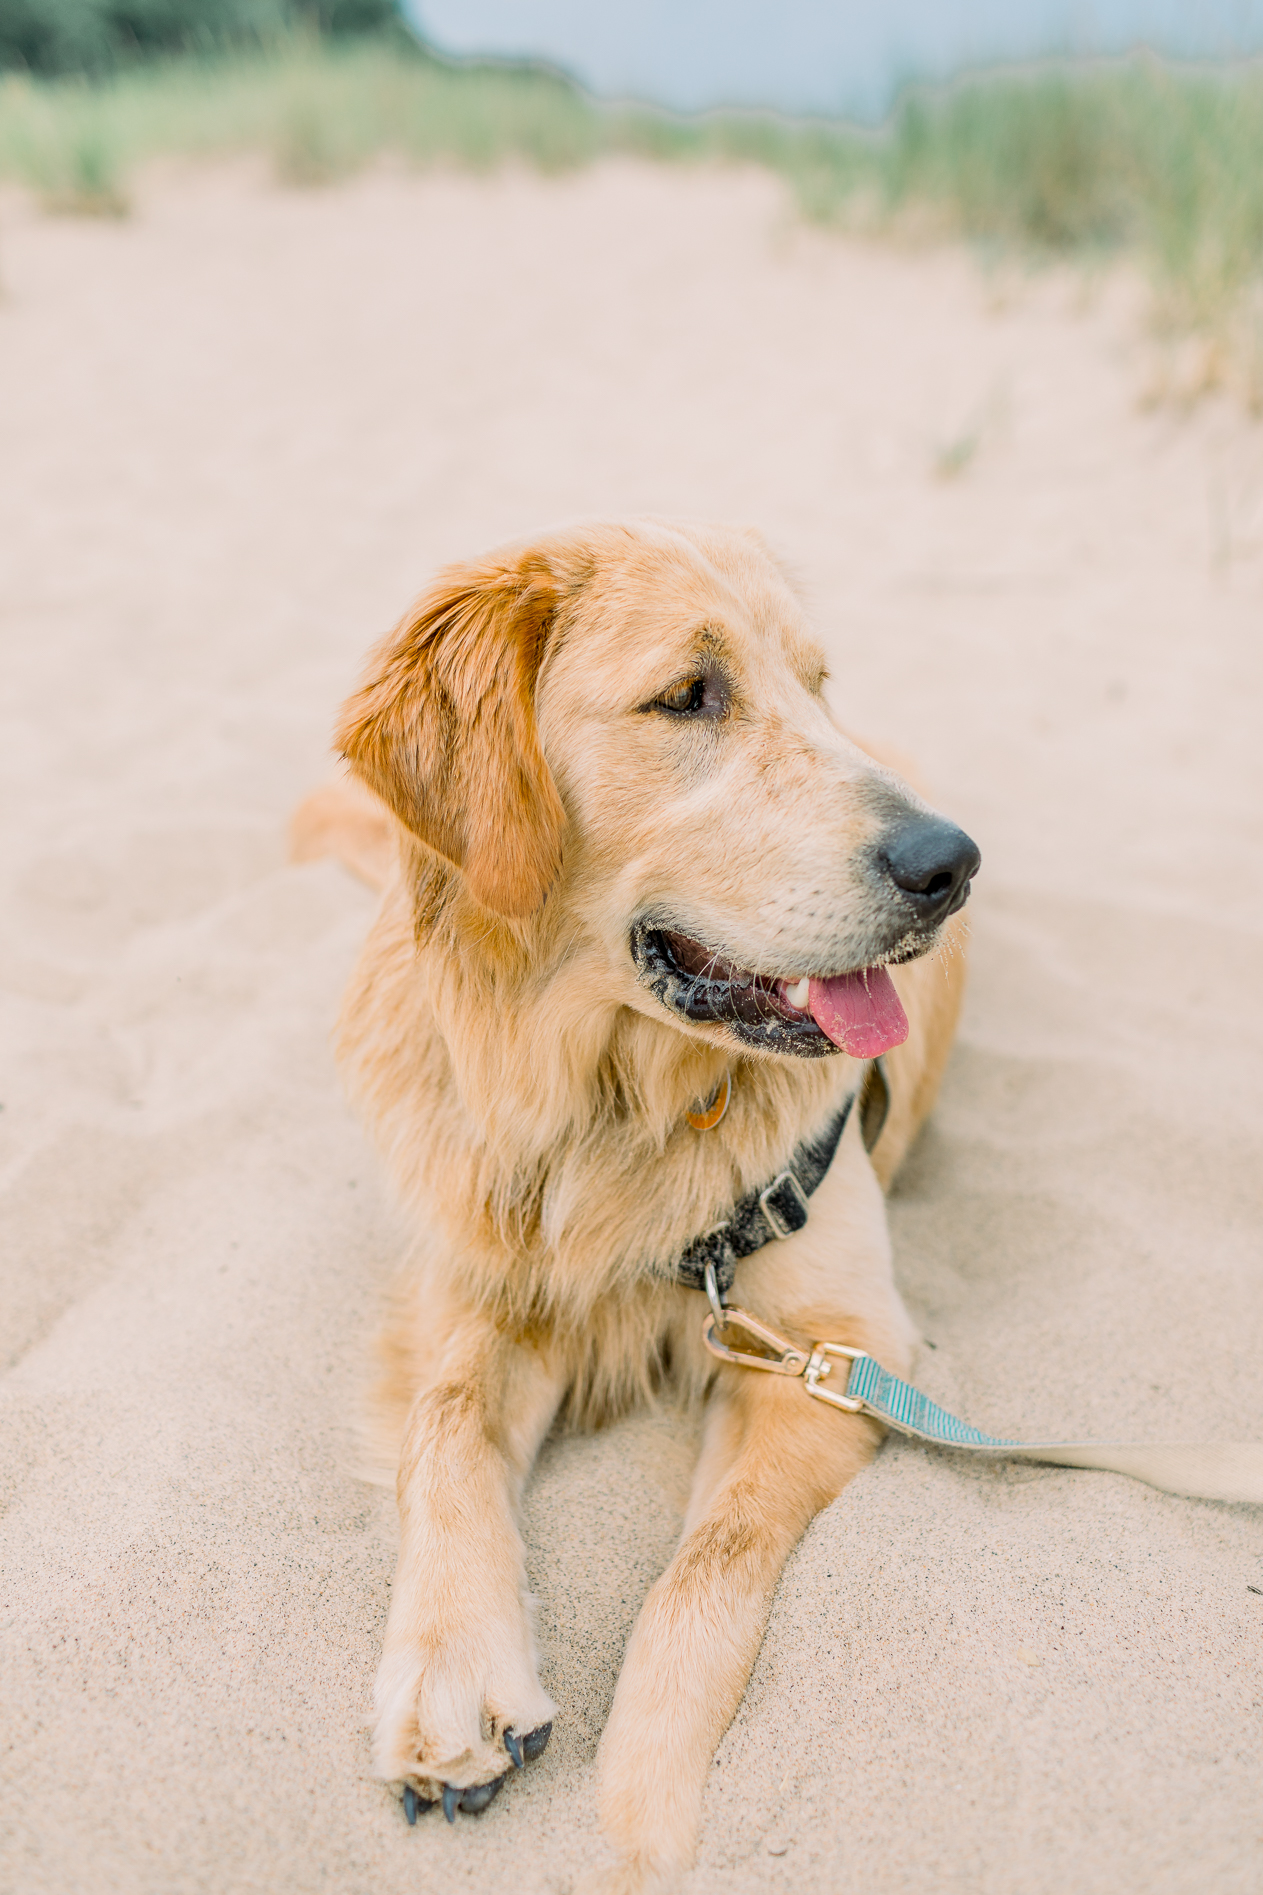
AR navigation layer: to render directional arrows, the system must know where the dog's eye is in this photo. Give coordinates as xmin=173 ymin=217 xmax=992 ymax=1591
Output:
xmin=640 ymin=664 xmax=729 ymax=721
xmin=654 ymin=678 xmax=707 ymax=715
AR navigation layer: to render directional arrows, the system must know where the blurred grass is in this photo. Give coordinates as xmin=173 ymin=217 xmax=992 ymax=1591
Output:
xmin=1 ymin=39 xmax=1261 ymax=400
xmin=0 ymin=35 xmax=603 ymax=204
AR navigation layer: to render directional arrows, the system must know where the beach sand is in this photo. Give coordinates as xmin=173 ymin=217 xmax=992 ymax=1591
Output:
xmin=2 ymin=157 xmax=1262 ymax=1895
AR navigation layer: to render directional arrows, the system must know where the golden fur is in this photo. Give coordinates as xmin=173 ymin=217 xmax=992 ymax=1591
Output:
xmin=293 ymin=518 xmax=969 ymax=1893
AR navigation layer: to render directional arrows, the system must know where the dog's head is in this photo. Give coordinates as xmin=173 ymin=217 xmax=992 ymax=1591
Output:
xmin=338 ymin=520 xmax=979 ymax=1062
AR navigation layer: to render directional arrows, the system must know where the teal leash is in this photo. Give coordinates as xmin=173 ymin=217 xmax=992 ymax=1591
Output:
xmin=701 ymin=1278 xmax=1263 ymax=1505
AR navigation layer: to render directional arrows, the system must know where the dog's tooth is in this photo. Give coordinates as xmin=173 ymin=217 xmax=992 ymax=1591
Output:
xmin=442 ymin=1784 xmax=459 ymax=1823
xmin=786 ymin=977 xmax=810 ymax=1011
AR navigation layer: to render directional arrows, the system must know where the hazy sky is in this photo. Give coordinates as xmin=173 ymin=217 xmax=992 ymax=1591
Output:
xmin=410 ymin=0 xmax=1263 ymax=117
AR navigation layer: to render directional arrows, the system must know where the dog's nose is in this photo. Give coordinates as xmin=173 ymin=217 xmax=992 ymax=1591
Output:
xmin=879 ymin=817 xmax=981 ymax=923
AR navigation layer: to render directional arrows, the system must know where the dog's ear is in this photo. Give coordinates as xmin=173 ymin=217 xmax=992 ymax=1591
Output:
xmin=335 ymin=551 xmax=565 ymax=918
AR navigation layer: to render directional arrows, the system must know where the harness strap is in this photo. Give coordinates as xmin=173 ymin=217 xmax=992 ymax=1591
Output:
xmin=673 ymin=1093 xmax=854 ymax=1295
xmin=672 ymin=1057 xmax=890 ymax=1296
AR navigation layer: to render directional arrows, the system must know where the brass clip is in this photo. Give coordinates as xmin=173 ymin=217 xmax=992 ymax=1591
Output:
xmin=703 ymin=1303 xmax=870 ymax=1411
xmin=702 ymin=1305 xmax=812 ymax=1377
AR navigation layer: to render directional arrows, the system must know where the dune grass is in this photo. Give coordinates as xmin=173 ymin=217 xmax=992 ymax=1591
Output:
xmin=0 ymin=34 xmax=602 ymax=199
xmin=2 ymin=37 xmax=1261 ymax=400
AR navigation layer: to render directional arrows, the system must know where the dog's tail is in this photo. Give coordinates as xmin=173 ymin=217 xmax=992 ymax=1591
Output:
xmin=289 ymin=776 xmax=396 ymax=893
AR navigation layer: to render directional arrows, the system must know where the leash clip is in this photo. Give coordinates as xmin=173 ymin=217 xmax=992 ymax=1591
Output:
xmin=701 ymin=1263 xmax=868 ymax=1402
xmin=702 ymin=1305 xmax=812 ymax=1377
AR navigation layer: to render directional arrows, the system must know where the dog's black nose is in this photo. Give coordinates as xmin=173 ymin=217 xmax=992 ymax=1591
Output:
xmin=879 ymin=817 xmax=980 ymax=923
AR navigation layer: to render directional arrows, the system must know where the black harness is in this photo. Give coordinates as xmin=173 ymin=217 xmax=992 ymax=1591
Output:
xmin=672 ymin=1058 xmax=891 ymax=1297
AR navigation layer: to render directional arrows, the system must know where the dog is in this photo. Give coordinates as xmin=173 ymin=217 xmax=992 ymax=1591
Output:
xmin=292 ymin=517 xmax=979 ymax=1893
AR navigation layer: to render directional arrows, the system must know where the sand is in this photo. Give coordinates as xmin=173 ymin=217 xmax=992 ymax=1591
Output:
xmin=2 ymin=156 xmax=1262 ymax=1895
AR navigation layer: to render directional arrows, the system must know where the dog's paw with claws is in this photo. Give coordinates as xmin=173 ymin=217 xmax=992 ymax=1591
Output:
xmin=372 ymin=1617 xmax=556 ymax=1829
xmin=399 ymin=1721 xmax=553 ymax=1826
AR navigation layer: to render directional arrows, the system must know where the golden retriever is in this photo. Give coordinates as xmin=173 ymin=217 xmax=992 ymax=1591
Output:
xmin=292 ymin=518 xmax=978 ymax=1893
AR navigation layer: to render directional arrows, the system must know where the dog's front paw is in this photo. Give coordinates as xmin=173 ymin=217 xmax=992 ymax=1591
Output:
xmin=396 ymin=1718 xmax=553 ymax=1823
xmin=372 ymin=1617 xmax=556 ymax=1823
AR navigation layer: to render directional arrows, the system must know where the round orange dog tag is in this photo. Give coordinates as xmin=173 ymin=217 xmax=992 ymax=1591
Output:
xmin=686 ymin=1071 xmax=731 ymax=1131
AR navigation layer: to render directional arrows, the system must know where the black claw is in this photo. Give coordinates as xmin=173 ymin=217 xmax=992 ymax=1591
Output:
xmin=458 ymin=1773 xmax=507 ymax=1814
xmin=442 ymin=1783 xmax=459 ymax=1824
xmin=521 ymin=1721 xmax=553 ymax=1763
xmin=504 ymin=1727 xmax=525 ymax=1770
xmin=403 ymin=1785 xmax=419 ymax=1826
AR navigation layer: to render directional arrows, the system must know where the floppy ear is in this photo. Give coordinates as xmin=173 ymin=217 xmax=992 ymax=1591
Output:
xmin=335 ymin=552 xmax=565 ymax=918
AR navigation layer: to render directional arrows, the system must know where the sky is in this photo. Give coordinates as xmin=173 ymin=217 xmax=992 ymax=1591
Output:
xmin=409 ymin=0 xmax=1263 ymax=118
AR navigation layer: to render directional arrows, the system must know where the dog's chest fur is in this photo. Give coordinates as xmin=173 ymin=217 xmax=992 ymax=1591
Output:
xmin=339 ymin=869 xmax=857 ymax=1329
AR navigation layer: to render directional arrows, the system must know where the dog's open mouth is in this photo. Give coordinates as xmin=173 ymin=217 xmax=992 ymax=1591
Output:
xmin=630 ymin=924 xmax=913 ymax=1060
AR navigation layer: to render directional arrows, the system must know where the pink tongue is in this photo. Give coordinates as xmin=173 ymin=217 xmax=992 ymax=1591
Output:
xmin=808 ymin=966 xmax=909 ymax=1058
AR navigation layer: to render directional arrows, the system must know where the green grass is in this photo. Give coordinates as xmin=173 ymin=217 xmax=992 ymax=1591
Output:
xmin=0 ymin=35 xmax=603 ymax=203
xmin=2 ymin=38 xmax=1261 ymax=400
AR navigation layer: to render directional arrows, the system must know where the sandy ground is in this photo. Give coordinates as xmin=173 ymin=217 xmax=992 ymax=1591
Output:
xmin=2 ymin=156 xmax=1263 ymax=1895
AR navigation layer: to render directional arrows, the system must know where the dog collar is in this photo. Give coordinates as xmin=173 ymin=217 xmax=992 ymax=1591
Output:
xmin=671 ymin=1059 xmax=891 ymax=1297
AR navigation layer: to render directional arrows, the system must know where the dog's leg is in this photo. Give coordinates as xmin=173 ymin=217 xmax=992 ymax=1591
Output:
xmin=591 ymin=1348 xmax=885 ymax=1892
xmin=372 ymin=1309 xmax=565 ymax=1812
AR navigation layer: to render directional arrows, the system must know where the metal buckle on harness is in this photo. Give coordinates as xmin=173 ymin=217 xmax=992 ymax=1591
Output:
xmin=758 ymin=1170 xmax=810 ymax=1240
